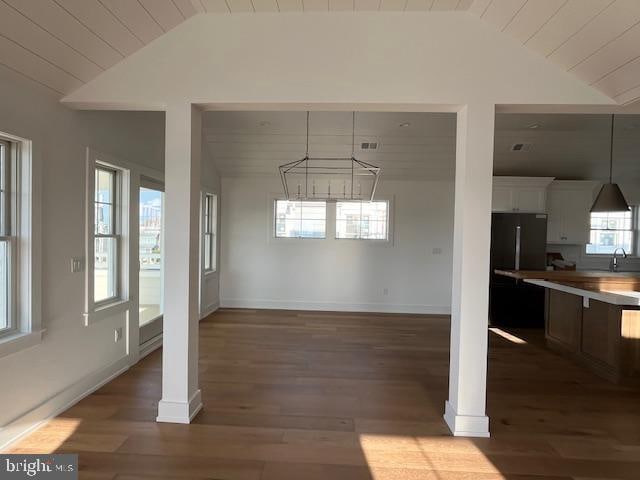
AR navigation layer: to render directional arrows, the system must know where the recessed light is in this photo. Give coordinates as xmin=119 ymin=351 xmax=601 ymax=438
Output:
xmin=527 ymin=123 xmax=541 ymax=129
xmin=399 ymin=122 xmax=411 ymax=128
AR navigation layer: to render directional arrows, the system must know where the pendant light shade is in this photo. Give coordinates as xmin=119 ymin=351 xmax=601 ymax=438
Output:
xmin=590 ymin=115 xmax=630 ymax=213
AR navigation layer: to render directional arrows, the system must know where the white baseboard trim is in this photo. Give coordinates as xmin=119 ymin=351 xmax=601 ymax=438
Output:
xmin=443 ymin=400 xmax=490 ymax=438
xmin=157 ymin=389 xmax=203 ymax=424
xmin=200 ymin=301 xmax=220 ymax=320
xmin=220 ymin=298 xmax=451 ymax=315
xmin=139 ymin=334 xmax=163 ymax=359
xmin=0 ymin=355 xmax=131 ymax=451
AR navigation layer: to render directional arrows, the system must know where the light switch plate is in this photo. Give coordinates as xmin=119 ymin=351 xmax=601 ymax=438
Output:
xmin=71 ymin=257 xmax=84 ymax=273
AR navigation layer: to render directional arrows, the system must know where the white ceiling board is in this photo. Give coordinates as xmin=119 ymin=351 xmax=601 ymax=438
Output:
xmin=4 ymin=0 xmax=123 ymax=69
xmin=0 ymin=34 xmax=83 ymax=94
xmin=253 ymin=0 xmax=278 ymax=11
xmin=481 ymin=0 xmax=527 ymax=31
xmin=431 ymin=0 xmax=460 ymax=11
xmin=456 ymin=0 xmax=473 ymax=10
xmin=303 ymin=0 xmax=329 ymax=11
xmin=99 ymin=0 xmax=165 ymax=43
xmin=572 ymin=23 xmax=640 ymax=85
xmin=468 ymin=0 xmax=491 ymax=16
xmin=548 ymin=0 xmax=640 ymax=69
xmin=172 ymin=0 xmax=200 ymax=17
xmin=380 ymin=0 xmax=406 ymax=11
xmin=354 ymin=0 xmax=379 ymax=10
xmin=54 ymin=0 xmax=143 ymax=56
xmin=525 ymin=0 xmax=612 ymax=55
xmin=615 ymin=84 xmax=640 ymax=105
xmin=277 ymin=0 xmax=303 ymax=10
xmin=404 ymin=0 xmax=433 ymax=11
xmin=329 ymin=0 xmax=353 ymax=11
xmin=0 ymin=1 xmax=102 ymax=82
xmin=595 ymin=56 xmax=640 ymax=97
xmin=227 ymin=0 xmax=255 ymax=12
xmin=201 ymin=0 xmax=231 ymax=12
xmin=203 ymin=111 xmax=640 ymax=184
xmin=138 ymin=0 xmax=186 ymax=31
xmin=502 ymin=0 xmax=566 ymax=44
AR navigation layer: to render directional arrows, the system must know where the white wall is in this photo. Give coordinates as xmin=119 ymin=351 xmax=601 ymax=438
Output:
xmin=0 ymin=65 xmax=165 ymax=447
xmin=220 ymin=177 xmax=454 ymax=314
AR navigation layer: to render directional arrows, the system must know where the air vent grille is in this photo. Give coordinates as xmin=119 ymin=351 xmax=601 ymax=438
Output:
xmin=511 ymin=143 xmax=532 ymax=152
xmin=361 ymin=142 xmax=378 ymax=150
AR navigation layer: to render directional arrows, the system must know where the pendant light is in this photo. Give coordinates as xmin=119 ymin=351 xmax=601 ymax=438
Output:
xmin=590 ymin=115 xmax=630 ymax=213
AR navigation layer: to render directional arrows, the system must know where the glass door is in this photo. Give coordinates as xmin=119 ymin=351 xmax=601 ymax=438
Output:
xmin=139 ymin=180 xmax=164 ymax=345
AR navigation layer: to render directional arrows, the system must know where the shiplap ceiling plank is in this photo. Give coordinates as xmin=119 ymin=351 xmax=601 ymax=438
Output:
xmin=200 ymin=0 xmax=231 ymax=13
xmin=226 ymin=0 xmax=254 ymax=12
xmin=456 ymin=0 xmax=473 ymax=10
xmin=252 ymin=0 xmax=278 ymax=11
xmin=303 ymin=0 xmax=329 ymax=11
xmin=525 ymin=0 xmax=612 ymax=54
xmin=468 ymin=0 xmax=492 ymax=16
xmin=54 ymin=0 xmax=143 ymax=56
xmin=548 ymin=0 xmax=640 ymax=70
xmin=481 ymin=0 xmax=527 ymax=31
xmin=380 ymin=0 xmax=407 ymax=11
xmin=354 ymin=0 xmax=380 ymax=10
xmin=503 ymin=0 xmax=566 ymax=44
xmin=615 ymin=83 xmax=640 ymax=104
xmin=99 ymin=0 xmax=165 ymax=43
xmin=329 ymin=0 xmax=354 ymax=11
xmin=138 ymin=0 xmax=186 ymax=31
xmin=0 ymin=1 xmax=102 ymax=82
xmin=0 ymin=34 xmax=83 ymax=93
xmin=431 ymin=0 xmax=459 ymax=11
xmin=405 ymin=0 xmax=434 ymax=12
xmin=278 ymin=0 xmax=303 ymax=10
xmin=573 ymin=23 xmax=640 ymax=85
xmin=4 ymin=0 xmax=122 ymax=69
xmin=595 ymin=56 xmax=640 ymax=97
xmin=172 ymin=0 xmax=200 ymax=17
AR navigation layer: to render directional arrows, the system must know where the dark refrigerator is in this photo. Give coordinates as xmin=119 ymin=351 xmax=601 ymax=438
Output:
xmin=489 ymin=213 xmax=548 ymax=328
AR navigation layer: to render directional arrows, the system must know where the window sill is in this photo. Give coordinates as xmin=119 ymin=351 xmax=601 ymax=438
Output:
xmin=0 ymin=330 xmax=45 ymax=359
xmin=84 ymin=299 xmax=131 ymax=326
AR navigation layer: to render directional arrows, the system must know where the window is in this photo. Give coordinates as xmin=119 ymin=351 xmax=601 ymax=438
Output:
xmin=93 ymin=166 xmax=120 ymax=303
xmin=0 ymin=140 xmax=13 ymax=337
xmin=203 ymin=193 xmax=217 ymax=272
xmin=336 ymin=201 xmax=389 ymax=240
xmin=274 ymin=200 xmax=326 ymax=239
xmin=586 ymin=209 xmax=635 ymax=255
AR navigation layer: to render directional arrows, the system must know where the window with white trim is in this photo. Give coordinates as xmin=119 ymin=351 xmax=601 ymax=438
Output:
xmin=0 ymin=140 xmax=13 ymax=337
xmin=586 ymin=208 xmax=636 ymax=255
xmin=336 ymin=201 xmax=389 ymax=240
xmin=94 ymin=166 xmax=120 ymax=303
xmin=274 ymin=200 xmax=326 ymax=239
xmin=203 ymin=193 xmax=217 ymax=272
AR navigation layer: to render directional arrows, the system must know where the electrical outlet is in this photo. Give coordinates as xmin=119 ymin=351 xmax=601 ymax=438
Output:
xmin=383 ymin=288 xmax=389 ymax=296
xmin=114 ymin=327 xmax=123 ymax=343
xmin=432 ymin=247 xmax=442 ymax=255
xmin=71 ymin=257 xmax=84 ymax=273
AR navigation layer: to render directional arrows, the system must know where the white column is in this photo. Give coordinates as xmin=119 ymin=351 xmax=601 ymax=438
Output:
xmin=157 ymin=103 xmax=203 ymax=424
xmin=444 ymin=103 xmax=495 ymax=438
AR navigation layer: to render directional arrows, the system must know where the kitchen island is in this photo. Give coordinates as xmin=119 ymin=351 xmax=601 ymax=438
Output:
xmin=495 ymin=269 xmax=640 ymax=383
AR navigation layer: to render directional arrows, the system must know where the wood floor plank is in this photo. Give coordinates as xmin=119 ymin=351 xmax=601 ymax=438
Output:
xmin=5 ymin=309 xmax=640 ymax=479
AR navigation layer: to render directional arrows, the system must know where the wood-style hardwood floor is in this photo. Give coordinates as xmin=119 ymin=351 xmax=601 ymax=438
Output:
xmin=7 ymin=309 xmax=640 ymax=479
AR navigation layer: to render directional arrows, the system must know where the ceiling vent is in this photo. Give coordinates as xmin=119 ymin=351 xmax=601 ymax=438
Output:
xmin=361 ymin=142 xmax=378 ymax=150
xmin=511 ymin=143 xmax=532 ymax=152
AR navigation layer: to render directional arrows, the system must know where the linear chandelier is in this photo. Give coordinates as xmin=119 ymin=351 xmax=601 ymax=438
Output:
xmin=279 ymin=112 xmax=381 ymax=201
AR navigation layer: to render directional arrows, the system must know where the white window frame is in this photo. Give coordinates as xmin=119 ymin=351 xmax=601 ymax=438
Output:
xmin=0 ymin=131 xmax=42 ymax=359
xmin=85 ymin=149 xmax=131 ymax=326
xmin=272 ymin=198 xmax=328 ymax=240
xmin=335 ymin=199 xmax=392 ymax=243
xmin=585 ymin=207 xmax=637 ymax=257
xmin=202 ymin=192 xmax=217 ymax=274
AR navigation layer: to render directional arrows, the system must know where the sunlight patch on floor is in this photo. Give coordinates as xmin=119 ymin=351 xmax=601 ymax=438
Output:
xmin=489 ymin=327 xmax=527 ymax=344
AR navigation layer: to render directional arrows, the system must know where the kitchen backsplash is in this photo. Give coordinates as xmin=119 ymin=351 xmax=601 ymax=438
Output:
xmin=547 ymin=244 xmax=640 ymax=272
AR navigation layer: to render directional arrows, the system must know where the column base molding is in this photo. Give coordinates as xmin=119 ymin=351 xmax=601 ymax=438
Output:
xmin=443 ymin=401 xmax=490 ymax=438
xmin=157 ymin=389 xmax=203 ymax=424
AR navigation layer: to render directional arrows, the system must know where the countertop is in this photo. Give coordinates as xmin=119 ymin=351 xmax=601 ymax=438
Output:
xmin=495 ymin=269 xmax=640 ymax=306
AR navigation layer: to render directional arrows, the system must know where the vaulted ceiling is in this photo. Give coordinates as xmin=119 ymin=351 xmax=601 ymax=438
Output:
xmin=1 ymin=0 xmax=640 ymax=106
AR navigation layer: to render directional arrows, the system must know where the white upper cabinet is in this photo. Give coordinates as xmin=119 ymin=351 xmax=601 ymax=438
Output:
xmin=492 ymin=177 xmax=555 ymax=213
xmin=546 ymin=181 xmax=599 ymax=245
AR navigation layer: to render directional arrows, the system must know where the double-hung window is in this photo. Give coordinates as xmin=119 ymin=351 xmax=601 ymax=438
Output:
xmin=203 ymin=193 xmax=217 ymax=272
xmin=274 ymin=200 xmax=326 ymax=239
xmin=93 ymin=166 xmax=120 ymax=304
xmin=336 ymin=201 xmax=389 ymax=240
xmin=586 ymin=209 xmax=636 ymax=255
xmin=0 ymin=140 xmax=13 ymax=337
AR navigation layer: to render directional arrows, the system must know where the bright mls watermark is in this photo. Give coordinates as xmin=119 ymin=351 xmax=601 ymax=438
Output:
xmin=1 ymin=454 xmax=77 ymax=479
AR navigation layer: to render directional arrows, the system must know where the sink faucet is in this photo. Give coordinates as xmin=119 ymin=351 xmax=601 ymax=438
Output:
xmin=610 ymin=248 xmax=627 ymax=272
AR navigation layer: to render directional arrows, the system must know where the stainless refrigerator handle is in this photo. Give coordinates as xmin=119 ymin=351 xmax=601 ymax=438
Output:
xmin=515 ymin=225 xmax=521 ymax=270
